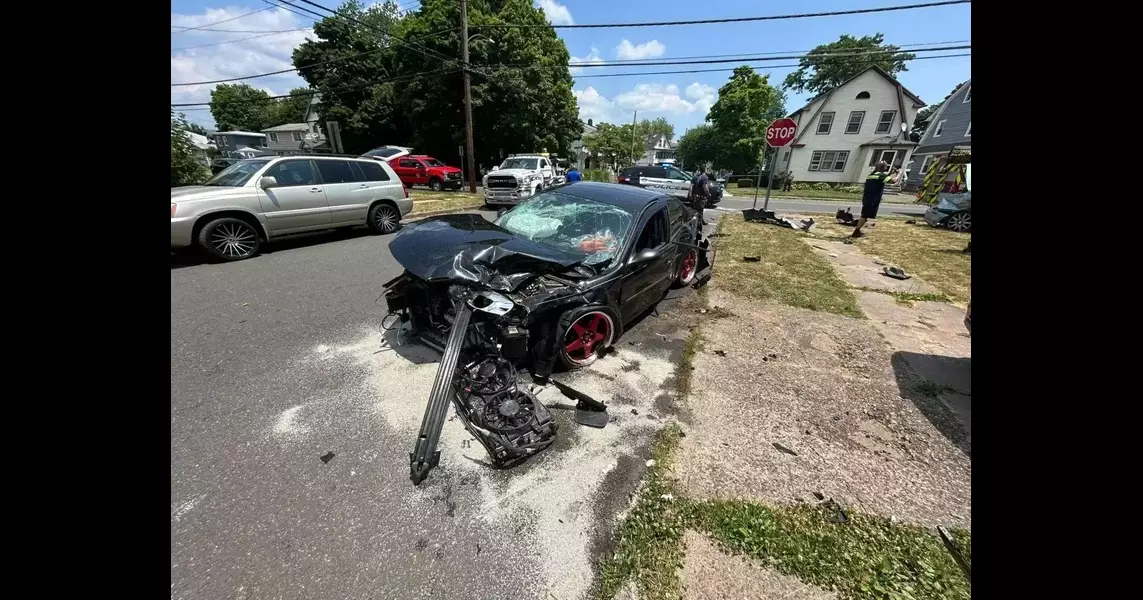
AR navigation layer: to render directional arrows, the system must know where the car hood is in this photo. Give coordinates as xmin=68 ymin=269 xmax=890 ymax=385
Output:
xmin=388 ymin=214 xmax=583 ymax=292
xmin=488 ymin=168 xmax=540 ymax=177
xmin=430 ymin=165 xmax=462 ymax=174
xmin=171 ymin=186 xmax=250 ymax=201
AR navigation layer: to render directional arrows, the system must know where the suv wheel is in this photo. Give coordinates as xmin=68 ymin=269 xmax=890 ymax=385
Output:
xmin=198 ymin=217 xmax=261 ymax=261
xmin=368 ymin=203 xmax=400 ymax=234
xmin=429 ymin=178 xmax=444 ymax=191
xmin=946 ymin=211 xmax=971 ymax=232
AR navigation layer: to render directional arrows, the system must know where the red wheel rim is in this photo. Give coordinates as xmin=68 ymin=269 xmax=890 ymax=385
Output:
xmin=679 ymin=249 xmax=697 ymax=281
xmin=563 ymin=312 xmax=613 ymax=364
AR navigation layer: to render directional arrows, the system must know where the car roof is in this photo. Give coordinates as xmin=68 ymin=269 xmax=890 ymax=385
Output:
xmin=555 ymin=182 xmax=668 ymax=212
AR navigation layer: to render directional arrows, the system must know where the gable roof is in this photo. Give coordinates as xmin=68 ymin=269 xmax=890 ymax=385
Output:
xmin=915 ymin=79 xmax=971 ymax=150
xmin=262 ymin=123 xmax=311 ymax=133
xmin=788 ymin=65 xmax=925 ymax=116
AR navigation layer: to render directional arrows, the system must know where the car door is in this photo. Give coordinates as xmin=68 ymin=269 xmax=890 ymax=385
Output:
xmin=256 ymin=159 xmax=332 ymax=233
xmin=324 ymin=161 xmax=376 ymax=224
xmin=393 ymin=158 xmax=418 ymax=186
xmin=663 ymin=166 xmax=693 ymax=199
xmin=620 ymin=206 xmax=673 ymax=323
xmin=538 ymin=158 xmax=552 ymax=185
xmin=314 ymin=159 xmax=370 ymax=224
xmin=638 ymin=167 xmax=672 ymax=194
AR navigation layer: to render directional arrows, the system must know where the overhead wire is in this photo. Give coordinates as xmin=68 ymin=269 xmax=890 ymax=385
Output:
xmin=481 ymin=1 xmax=970 ymax=29
xmin=171 ymin=28 xmax=313 ymax=51
xmin=560 ymin=45 xmax=970 ymax=69
xmin=171 ymin=6 xmax=277 ymax=33
xmin=569 ymin=53 xmax=971 ymax=79
xmin=171 ymin=67 xmax=462 ymax=108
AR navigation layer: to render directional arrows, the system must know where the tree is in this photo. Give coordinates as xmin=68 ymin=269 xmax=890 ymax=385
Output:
xmin=582 ymin=122 xmax=632 ymax=172
xmin=185 ymin=121 xmax=210 ymax=136
xmin=172 ymin=110 xmax=209 ymax=187
xmin=707 ymin=66 xmax=785 ymax=174
xmin=674 ymin=123 xmax=719 ymax=171
xmin=209 ymin=83 xmax=274 ymax=131
xmin=783 ymin=34 xmax=916 ymax=95
xmin=267 ymin=87 xmax=314 ymax=128
xmin=910 ymin=80 xmax=966 ymax=141
xmin=638 ymin=117 xmax=674 ymax=143
xmin=291 ymin=0 xmax=581 ymax=159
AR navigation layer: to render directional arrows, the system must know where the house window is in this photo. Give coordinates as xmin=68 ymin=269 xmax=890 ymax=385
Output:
xmin=965 ymin=122 xmax=971 ymax=136
xmin=963 ymin=86 xmax=971 ymax=103
xmin=919 ymin=155 xmax=934 ymax=174
xmin=268 ymin=133 xmax=279 ymax=142
xmin=220 ymin=135 xmax=229 ymax=146
xmin=933 ymin=120 xmax=947 ymax=137
xmin=875 ymin=110 xmax=896 ymax=134
xmin=782 ymin=150 xmax=790 ymax=162
xmin=292 ymin=132 xmax=303 ymax=142
xmin=845 ymin=111 xmax=865 ymax=134
xmin=816 ymin=112 xmax=834 ymax=135
xmin=855 ymin=91 xmax=871 ymax=100
xmin=808 ymin=150 xmax=849 ymax=172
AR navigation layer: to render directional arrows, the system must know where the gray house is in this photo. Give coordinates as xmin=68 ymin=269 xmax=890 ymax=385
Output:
xmin=261 ymin=123 xmax=313 ymax=155
xmin=904 ymin=80 xmax=971 ymax=191
xmin=210 ymin=131 xmax=268 ymax=155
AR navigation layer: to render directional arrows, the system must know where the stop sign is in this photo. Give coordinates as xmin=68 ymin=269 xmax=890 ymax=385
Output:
xmin=766 ymin=118 xmax=798 ymax=147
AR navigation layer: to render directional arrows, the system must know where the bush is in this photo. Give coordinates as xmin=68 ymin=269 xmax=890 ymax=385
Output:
xmin=582 ymin=168 xmax=612 ymax=182
xmin=738 ymin=178 xmax=755 ymax=188
xmin=837 ymin=185 xmax=863 ymax=194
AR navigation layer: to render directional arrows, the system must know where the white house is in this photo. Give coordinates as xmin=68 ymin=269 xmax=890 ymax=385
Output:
xmin=635 ymin=134 xmax=675 ymax=166
xmin=774 ymin=66 xmax=925 ymax=184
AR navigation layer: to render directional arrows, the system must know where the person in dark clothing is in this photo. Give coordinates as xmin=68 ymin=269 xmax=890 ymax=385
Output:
xmin=851 ymin=162 xmax=901 ymax=238
xmin=689 ymin=168 xmax=711 ymax=211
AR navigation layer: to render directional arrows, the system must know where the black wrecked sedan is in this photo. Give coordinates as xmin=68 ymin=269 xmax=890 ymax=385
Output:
xmin=383 ymin=181 xmax=704 ymax=375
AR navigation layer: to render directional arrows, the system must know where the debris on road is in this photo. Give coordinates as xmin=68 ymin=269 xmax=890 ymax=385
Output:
xmin=714 ymin=349 xmax=727 ymax=357
xmin=905 ymin=219 xmax=917 ymax=225
xmin=319 ymin=451 xmax=336 ymax=464
xmin=742 ymin=255 xmax=761 ymax=262
xmin=882 ymin=266 xmax=911 ymax=280
xmin=835 ymin=208 xmax=856 ymax=225
xmin=743 ymin=208 xmax=814 ymax=231
xmin=937 ymin=525 xmax=972 ymax=580
xmin=772 ymin=442 xmax=798 ymax=456
xmin=646 ymin=459 xmax=656 ymax=467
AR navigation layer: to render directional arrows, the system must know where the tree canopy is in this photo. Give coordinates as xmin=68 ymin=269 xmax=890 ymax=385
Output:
xmin=706 ymin=67 xmax=786 ymax=173
xmin=783 ymin=34 xmax=915 ymax=95
xmin=172 ymin=110 xmax=208 ymax=187
xmin=291 ymin=0 xmax=580 ymax=162
xmin=580 ymin=118 xmax=679 ymax=171
xmin=674 ymin=123 xmax=718 ymax=171
xmin=208 ymin=83 xmax=314 ymax=132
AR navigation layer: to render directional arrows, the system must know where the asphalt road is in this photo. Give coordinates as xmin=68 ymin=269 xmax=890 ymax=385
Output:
xmin=716 ymin=195 xmax=927 ymax=217
xmin=171 ymin=211 xmax=699 ymax=600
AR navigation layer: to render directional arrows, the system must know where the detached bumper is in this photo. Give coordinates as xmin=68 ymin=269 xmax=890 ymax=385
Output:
xmin=171 ymin=217 xmax=195 ymax=248
xmin=923 ymin=207 xmax=950 ymax=227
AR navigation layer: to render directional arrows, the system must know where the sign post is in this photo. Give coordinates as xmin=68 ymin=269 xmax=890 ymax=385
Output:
xmin=758 ymin=118 xmax=798 ymax=210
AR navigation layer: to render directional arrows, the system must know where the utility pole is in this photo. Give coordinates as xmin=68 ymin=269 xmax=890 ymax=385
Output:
xmin=630 ymin=111 xmax=638 ymax=166
xmin=460 ymin=0 xmax=477 ymax=193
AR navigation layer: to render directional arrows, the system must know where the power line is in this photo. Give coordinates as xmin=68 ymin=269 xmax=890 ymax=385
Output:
xmin=172 ymin=28 xmax=313 ymax=51
xmin=562 ymin=45 xmax=969 ymax=69
xmin=171 ymin=6 xmax=277 ymax=33
xmin=570 ymin=40 xmax=971 ymax=65
xmin=486 ymin=0 xmax=970 ymax=29
xmin=569 ymin=53 xmax=971 ymax=79
xmin=177 ymin=27 xmax=302 ymax=33
xmin=171 ymin=67 xmax=462 ymax=108
xmin=171 ymin=40 xmax=967 ymax=86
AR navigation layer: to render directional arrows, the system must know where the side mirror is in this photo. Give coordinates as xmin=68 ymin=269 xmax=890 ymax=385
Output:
xmin=629 ymin=248 xmax=659 ymax=265
xmin=258 ymin=176 xmax=278 ymax=189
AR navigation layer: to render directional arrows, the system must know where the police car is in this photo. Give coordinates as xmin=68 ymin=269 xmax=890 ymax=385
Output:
xmin=616 ymin=163 xmax=722 ymax=207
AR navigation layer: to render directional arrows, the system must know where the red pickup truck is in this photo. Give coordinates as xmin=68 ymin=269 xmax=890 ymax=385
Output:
xmin=389 ymin=155 xmax=464 ymax=191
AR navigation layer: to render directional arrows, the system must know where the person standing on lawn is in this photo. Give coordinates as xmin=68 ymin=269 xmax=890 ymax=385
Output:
xmin=851 ymin=161 xmax=901 ymax=238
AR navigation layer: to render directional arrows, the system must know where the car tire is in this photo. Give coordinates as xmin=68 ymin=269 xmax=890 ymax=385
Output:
xmin=945 ymin=211 xmax=971 ymax=232
xmin=197 ymin=217 xmax=261 ymax=262
xmin=429 ymin=178 xmax=444 ymax=191
xmin=557 ymin=308 xmax=618 ymax=370
xmin=368 ymin=202 xmax=400 ymax=234
xmin=673 ymin=247 xmax=699 ymax=288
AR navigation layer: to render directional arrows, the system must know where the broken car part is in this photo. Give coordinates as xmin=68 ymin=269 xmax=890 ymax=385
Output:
xmin=882 ymin=266 xmax=911 ymax=280
xmin=386 ymin=184 xmax=710 ymax=483
xmin=937 ymin=525 xmax=972 ymax=582
xmin=548 ymin=378 xmax=609 ymax=428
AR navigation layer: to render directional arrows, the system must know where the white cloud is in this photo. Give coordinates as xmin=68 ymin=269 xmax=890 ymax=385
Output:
xmin=171 ymin=7 xmax=316 ymax=129
xmin=535 ymin=0 xmax=574 ymax=26
xmin=573 ymin=86 xmax=622 ymax=125
xmin=569 ymin=46 xmax=604 ymax=74
xmin=615 ymin=83 xmax=714 ymax=115
xmin=615 ymin=39 xmax=666 ymax=60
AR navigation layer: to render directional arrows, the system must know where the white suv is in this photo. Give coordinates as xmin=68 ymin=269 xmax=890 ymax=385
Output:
xmin=172 ymin=155 xmax=412 ymax=261
xmin=482 ymin=155 xmax=556 ymax=205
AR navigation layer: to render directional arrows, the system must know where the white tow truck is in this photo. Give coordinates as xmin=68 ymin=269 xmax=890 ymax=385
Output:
xmin=482 ymin=154 xmax=557 ymax=206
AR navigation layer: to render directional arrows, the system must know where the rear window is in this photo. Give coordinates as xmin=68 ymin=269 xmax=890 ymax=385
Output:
xmin=362 ymin=147 xmax=403 ymax=158
xmin=316 ymin=160 xmax=359 ymax=184
xmin=620 ymin=167 xmax=640 ymax=177
xmin=357 ymin=161 xmax=391 ymax=182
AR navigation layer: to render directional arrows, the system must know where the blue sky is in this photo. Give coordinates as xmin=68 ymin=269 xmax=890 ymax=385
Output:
xmin=172 ymin=1 xmax=971 ymax=134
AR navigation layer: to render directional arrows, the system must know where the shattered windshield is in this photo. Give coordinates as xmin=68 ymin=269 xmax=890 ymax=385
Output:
xmin=500 ymin=158 xmax=539 ymax=170
xmin=495 ymin=191 xmax=634 ymax=266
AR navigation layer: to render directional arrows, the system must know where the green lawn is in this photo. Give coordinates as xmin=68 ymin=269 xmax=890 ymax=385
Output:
xmin=713 ymin=214 xmax=863 ymax=318
xmin=731 ymin=184 xmax=917 ymax=203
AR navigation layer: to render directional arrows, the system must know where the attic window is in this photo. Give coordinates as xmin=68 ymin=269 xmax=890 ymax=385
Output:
xmin=855 ymin=91 xmax=871 ymax=100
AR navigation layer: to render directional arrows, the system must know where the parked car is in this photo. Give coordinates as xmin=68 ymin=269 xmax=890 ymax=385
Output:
xmin=361 ymin=145 xmax=412 ymax=162
xmin=924 ymin=192 xmax=971 ymax=232
xmin=172 ymin=155 xmax=412 ymax=262
xmin=482 ymin=155 xmax=558 ymax=205
xmin=390 ymin=155 xmax=465 ymax=191
xmin=617 ymin=164 xmax=722 ymax=207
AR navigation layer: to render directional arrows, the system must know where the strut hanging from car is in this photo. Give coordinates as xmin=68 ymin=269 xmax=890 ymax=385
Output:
xmin=409 ymin=294 xmax=473 ymax=485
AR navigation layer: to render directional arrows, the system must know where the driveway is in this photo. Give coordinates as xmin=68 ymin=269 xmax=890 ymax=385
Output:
xmin=171 ymin=213 xmax=696 ymax=600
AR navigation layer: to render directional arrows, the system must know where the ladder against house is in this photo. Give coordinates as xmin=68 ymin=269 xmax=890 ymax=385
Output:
xmin=917 ymin=152 xmax=970 ymax=204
